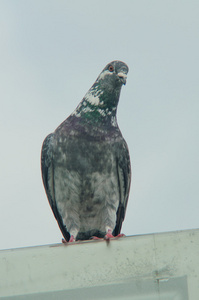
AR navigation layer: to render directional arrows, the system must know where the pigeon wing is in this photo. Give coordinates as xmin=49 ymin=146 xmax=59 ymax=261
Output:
xmin=113 ymin=140 xmax=131 ymax=236
xmin=41 ymin=133 xmax=70 ymax=242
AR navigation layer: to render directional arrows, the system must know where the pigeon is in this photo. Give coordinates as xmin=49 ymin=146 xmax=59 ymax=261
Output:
xmin=41 ymin=60 xmax=131 ymax=242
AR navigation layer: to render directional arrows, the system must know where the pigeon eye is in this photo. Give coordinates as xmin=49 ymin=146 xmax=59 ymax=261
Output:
xmin=109 ymin=65 xmax=114 ymax=72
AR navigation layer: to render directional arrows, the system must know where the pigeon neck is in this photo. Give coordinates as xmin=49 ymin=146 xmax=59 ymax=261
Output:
xmin=71 ymin=83 xmax=121 ymax=126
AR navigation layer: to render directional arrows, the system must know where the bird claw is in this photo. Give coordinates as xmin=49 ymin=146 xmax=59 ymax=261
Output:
xmin=104 ymin=233 xmax=115 ymax=240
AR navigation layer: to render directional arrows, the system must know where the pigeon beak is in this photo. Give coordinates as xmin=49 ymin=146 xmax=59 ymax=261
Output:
xmin=117 ymin=72 xmax=127 ymax=85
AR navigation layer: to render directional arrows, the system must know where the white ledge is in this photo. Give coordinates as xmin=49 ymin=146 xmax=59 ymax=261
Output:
xmin=1 ymin=228 xmax=199 ymax=299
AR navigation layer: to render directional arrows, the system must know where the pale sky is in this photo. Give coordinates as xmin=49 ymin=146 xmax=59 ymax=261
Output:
xmin=1 ymin=0 xmax=199 ymax=250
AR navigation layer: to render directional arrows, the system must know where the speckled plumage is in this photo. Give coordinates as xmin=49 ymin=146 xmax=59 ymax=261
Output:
xmin=41 ymin=60 xmax=131 ymax=241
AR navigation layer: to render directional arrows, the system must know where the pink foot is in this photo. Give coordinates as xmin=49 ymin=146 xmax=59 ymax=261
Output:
xmin=116 ymin=233 xmax=125 ymax=238
xmin=62 ymin=235 xmax=75 ymax=244
xmin=91 ymin=236 xmax=103 ymax=240
xmin=69 ymin=235 xmax=75 ymax=242
xmin=105 ymin=230 xmax=126 ymax=241
xmin=104 ymin=229 xmax=115 ymax=240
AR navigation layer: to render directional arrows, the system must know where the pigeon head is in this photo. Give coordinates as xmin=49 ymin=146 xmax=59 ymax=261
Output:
xmin=71 ymin=61 xmax=129 ymax=126
xmin=97 ymin=60 xmax=129 ymax=89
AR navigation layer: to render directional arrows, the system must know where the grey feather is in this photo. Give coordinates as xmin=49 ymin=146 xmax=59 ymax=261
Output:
xmin=41 ymin=60 xmax=131 ymax=241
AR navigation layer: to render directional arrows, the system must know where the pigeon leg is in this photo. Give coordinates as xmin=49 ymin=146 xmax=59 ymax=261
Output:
xmin=69 ymin=235 xmax=75 ymax=242
xmin=62 ymin=228 xmax=78 ymax=244
xmin=62 ymin=235 xmax=76 ymax=243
